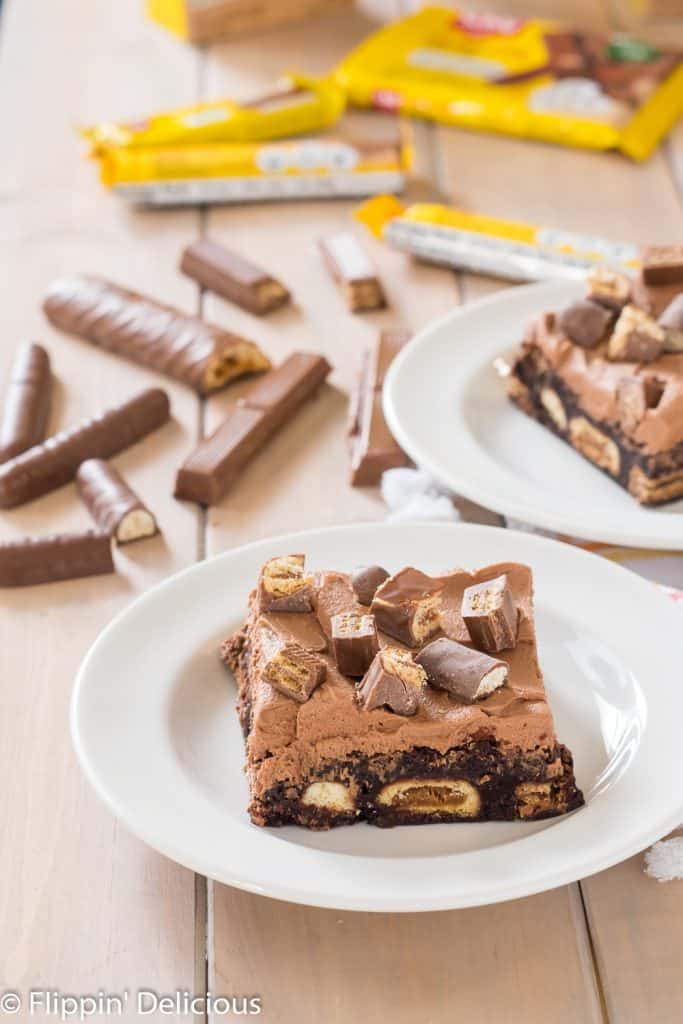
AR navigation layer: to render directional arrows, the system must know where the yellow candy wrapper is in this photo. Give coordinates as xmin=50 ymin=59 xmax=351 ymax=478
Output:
xmin=356 ymin=196 xmax=640 ymax=282
xmin=84 ymin=73 xmax=345 ymax=152
xmin=336 ymin=7 xmax=683 ymax=161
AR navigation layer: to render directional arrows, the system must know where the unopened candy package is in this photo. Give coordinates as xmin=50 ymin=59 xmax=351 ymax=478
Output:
xmin=336 ymin=7 xmax=683 ymax=161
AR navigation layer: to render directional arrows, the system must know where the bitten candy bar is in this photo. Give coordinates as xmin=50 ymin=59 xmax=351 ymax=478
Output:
xmin=174 ymin=351 xmax=330 ymax=505
xmin=0 ymin=387 xmax=170 ymax=509
xmin=357 ymin=646 xmax=427 ymax=716
xmin=641 ymin=245 xmax=683 ymax=286
xmin=0 ymin=343 xmax=51 ymax=464
xmin=416 ymin=638 xmax=508 ymax=704
xmin=462 ymin=575 xmax=518 ymax=653
xmin=318 ymin=232 xmax=386 ymax=312
xmin=586 ymin=266 xmax=631 ymax=312
xmin=350 ymin=564 xmax=389 ymax=605
xmin=259 ymin=554 xmax=314 ymax=613
xmin=261 ymin=631 xmax=326 ymax=703
xmin=43 ymin=275 xmax=270 ymax=395
xmin=330 ymin=612 xmax=379 ymax=677
xmin=76 ymin=459 xmax=158 ymax=544
xmin=558 ymin=300 xmax=614 ymax=349
xmin=180 ymin=239 xmax=290 ymax=316
xmin=0 ymin=531 xmax=114 ymax=587
xmin=371 ymin=567 xmax=442 ymax=648
xmin=659 ymin=295 xmax=683 ymax=352
xmin=607 ymin=305 xmax=665 ymax=363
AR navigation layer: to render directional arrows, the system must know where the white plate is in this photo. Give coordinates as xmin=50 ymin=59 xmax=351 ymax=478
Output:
xmin=383 ymin=281 xmax=683 ymax=549
xmin=71 ymin=522 xmax=683 ymax=912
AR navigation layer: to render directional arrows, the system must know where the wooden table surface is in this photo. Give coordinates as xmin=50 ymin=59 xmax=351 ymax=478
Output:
xmin=1 ymin=1 xmax=682 ymax=1021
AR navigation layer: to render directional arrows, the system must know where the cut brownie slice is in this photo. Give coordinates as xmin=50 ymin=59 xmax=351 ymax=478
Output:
xmin=222 ymin=559 xmax=583 ymax=830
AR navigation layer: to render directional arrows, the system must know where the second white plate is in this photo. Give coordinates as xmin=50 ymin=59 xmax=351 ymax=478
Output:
xmin=384 ymin=281 xmax=683 ymax=549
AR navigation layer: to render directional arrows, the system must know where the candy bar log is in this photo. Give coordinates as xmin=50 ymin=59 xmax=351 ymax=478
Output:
xmin=0 ymin=343 xmax=51 ymax=464
xmin=180 ymin=239 xmax=290 ymax=316
xmin=461 ymin=574 xmax=518 ymax=653
xmin=259 ymin=554 xmax=314 ymax=613
xmin=586 ymin=266 xmax=631 ymax=312
xmin=371 ymin=567 xmax=442 ymax=648
xmin=174 ymin=351 xmax=330 ymax=505
xmin=43 ymin=275 xmax=270 ymax=395
xmin=416 ymin=638 xmax=508 ymax=704
xmin=607 ymin=305 xmax=664 ymax=363
xmin=261 ymin=630 xmax=326 ymax=703
xmin=76 ymin=459 xmax=158 ymax=544
xmin=659 ymin=295 xmax=683 ymax=352
xmin=641 ymin=245 xmax=683 ymax=286
xmin=330 ymin=612 xmax=379 ymax=677
xmin=357 ymin=646 xmax=427 ymax=716
xmin=0 ymin=531 xmax=114 ymax=587
xmin=318 ymin=232 xmax=386 ymax=312
xmin=558 ymin=300 xmax=614 ymax=349
xmin=349 ymin=329 xmax=412 ymax=486
xmin=350 ymin=564 xmax=389 ymax=605
xmin=0 ymin=387 xmax=170 ymax=509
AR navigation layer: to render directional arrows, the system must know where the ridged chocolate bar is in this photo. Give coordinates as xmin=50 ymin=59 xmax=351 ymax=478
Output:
xmin=76 ymin=458 xmax=158 ymax=544
xmin=0 ymin=343 xmax=51 ymax=464
xmin=0 ymin=531 xmax=114 ymax=587
xmin=43 ymin=275 xmax=271 ymax=394
xmin=180 ymin=239 xmax=290 ymax=315
xmin=0 ymin=387 xmax=170 ymax=509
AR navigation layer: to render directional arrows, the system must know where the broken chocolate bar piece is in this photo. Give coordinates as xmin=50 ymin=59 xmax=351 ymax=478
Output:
xmin=319 ymin=232 xmax=386 ymax=313
xmin=616 ymin=375 xmax=665 ymax=433
xmin=76 ymin=459 xmax=158 ymax=544
xmin=0 ymin=530 xmax=114 ymax=587
xmin=0 ymin=343 xmax=51 ymax=465
xmin=558 ymin=299 xmax=614 ymax=349
xmin=180 ymin=239 xmax=290 ymax=316
xmin=261 ymin=631 xmax=326 ymax=702
xmin=586 ymin=266 xmax=631 ymax=312
xmin=416 ymin=638 xmax=508 ymax=704
xmin=350 ymin=564 xmax=389 ymax=606
xmin=371 ymin=568 xmax=442 ymax=648
xmin=659 ymin=295 xmax=683 ymax=352
xmin=357 ymin=646 xmax=427 ymax=716
xmin=641 ymin=245 xmax=683 ymax=286
xmin=330 ymin=612 xmax=379 ymax=677
xmin=259 ymin=554 xmax=314 ymax=613
xmin=43 ymin=274 xmax=270 ymax=395
xmin=462 ymin=574 xmax=518 ymax=653
xmin=607 ymin=305 xmax=665 ymax=363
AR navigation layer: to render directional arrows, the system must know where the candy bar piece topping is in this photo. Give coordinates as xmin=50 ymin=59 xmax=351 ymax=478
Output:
xmin=0 ymin=343 xmax=52 ymax=464
xmin=659 ymin=294 xmax=683 ymax=352
xmin=318 ymin=232 xmax=387 ymax=313
xmin=641 ymin=245 xmax=683 ymax=286
xmin=371 ymin=568 xmax=442 ymax=647
xmin=415 ymin=638 xmax=508 ymax=704
xmin=461 ymin=574 xmax=518 ymax=653
xmin=357 ymin=646 xmax=427 ymax=716
xmin=558 ymin=299 xmax=614 ymax=349
xmin=180 ymin=239 xmax=290 ymax=316
xmin=586 ymin=266 xmax=631 ymax=311
xmin=350 ymin=564 xmax=390 ymax=605
xmin=259 ymin=554 xmax=314 ymax=613
xmin=616 ymin=375 xmax=665 ymax=432
xmin=330 ymin=612 xmax=379 ymax=677
xmin=76 ymin=458 xmax=158 ymax=544
xmin=607 ymin=305 xmax=665 ymax=363
xmin=0 ymin=531 xmax=114 ymax=588
xmin=261 ymin=633 xmax=326 ymax=703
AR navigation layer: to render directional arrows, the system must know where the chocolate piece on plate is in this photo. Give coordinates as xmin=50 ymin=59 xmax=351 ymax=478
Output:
xmin=330 ymin=612 xmax=379 ymax=677
xmin=0 ymin=531 xmax=114 ymax=587
xmin=371 ymin=567 xmax=442 ymax=647
xmin=607 ymin=305 xmax=664 ymax=363
xmin=0 ymin=343 xmax=52 ymax=464
xmin=641 ymin=245 xmax=683 ymax=286
xmin=558 ymin=299 xmax=614 ymax=348
xmin=357 ymin=646 xmax=427 ymax=716
xmin=616 ymin=375 xmax=666 ymax=433
xmin=415 ymin=638 xmax=508 ymax=704
xmin=259 ymin=554 xmax=314 ymax=613
xmin=659 ymin=295 xmax=683 ymax=352
xmin=261 ymin=631 xmax=326 ymax=703
xmin=586 ymin=266 xmax=631 ymax=312
xmin=318 ymin=232 xmax=386 ymax=313
xmin=180 ymin=239 xmax=290 ymax=316
xmin=462 ymin=574 xmax=518 ymax=653
xmin=76 ymin=459 xmax=158 ymax=544
xmin=350 ymin=564 xmax=390 ymax=605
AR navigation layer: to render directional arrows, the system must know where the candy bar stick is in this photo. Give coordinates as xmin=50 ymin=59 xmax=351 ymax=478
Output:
xmin=180 ymin=239 xmax=290 ymax=316
xmin=76 ymin=459 xmax=158 ymax=544
xmin=0 ymin=532 xmax=114 ymax=588
xmin=318 ymin=232 xmax=386 ymax=312
xmin=0 ymin=343 xmax=51 ymax=464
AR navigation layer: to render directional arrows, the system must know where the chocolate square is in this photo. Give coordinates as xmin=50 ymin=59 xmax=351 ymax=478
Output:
xmin=461 ymin=574 xmax=518 ymax=653
xmin=330 ymin=612 xmax=379 ymax=677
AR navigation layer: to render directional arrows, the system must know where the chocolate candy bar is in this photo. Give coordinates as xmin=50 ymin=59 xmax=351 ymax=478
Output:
xmin=348 ymin=329 xmax=412 ymax=486
xmin=461 ymin=574 xmax=518 ymax=653
xmin=261 ymin=630 xmax=326 ymax=703
xmin=350 ymin=564 xmax=389 ymax=605
xmin=357 ymin=646 xmax=427 ymax=716
xmin=259 ymin=554 xmax=314 ymax=613
xmin=76 ymin=459 xmax=158 ymax=544
xmin=659 ymin=295 xmax=683 ymax=352
xmin=607 ymin=305 xmax=664 ymax=363
xmin=0 ymin=387 xmax=169 ymax=509
xmin=0 ymin=343 xmax=51 ymax=464
xmin=175 ymin=351 xmax=330 ymax=505
xmin=180 ymin=239 xmax=290 ymax=315
xmin=318 ymin=232 xmax=386 ymax=312
xmin=586 ymin=266 xmax=631 ymax=312
xmin=616 ymin=375 xmax=665 ymax=433
xmin=330 ymin=612 xmax=379 ymax=677
xmin=43 ymin=275 xmax=270 ymax=395
xmin=371 ymin=568 xmax=442 ymax=648
xmin=558 ymin=299 xmax=614 ymax=349
xmin=641 ymin=245 xmax=683 ymax=286
xmin=0 ymin=531 xmax=114 ymax=587
xmin=416 ymin=638 xmax=508 ymax=704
